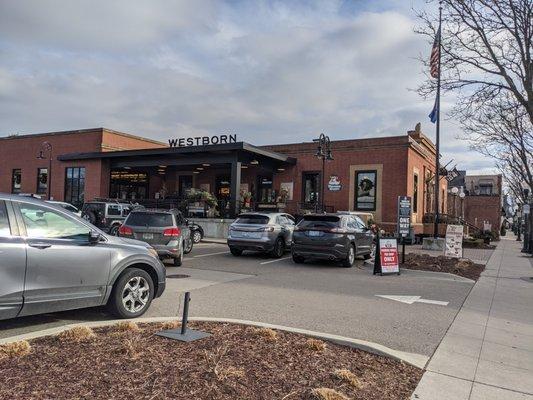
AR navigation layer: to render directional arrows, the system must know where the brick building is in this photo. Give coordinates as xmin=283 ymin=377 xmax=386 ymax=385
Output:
xmin=0 ymin=124 xmax=446 ymax=233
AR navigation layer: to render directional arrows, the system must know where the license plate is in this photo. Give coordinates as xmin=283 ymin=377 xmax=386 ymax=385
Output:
xmin=308 ymin=230 xmax=322 ymax=237
xmin=143 ymin=233 xmax=154 ymax=240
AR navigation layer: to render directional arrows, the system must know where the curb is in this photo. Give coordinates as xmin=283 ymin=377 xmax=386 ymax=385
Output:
xmin=0 ymin=316 xmax=428 ymax=369
xmin=201 ymin=238 xmax=227 ymax=244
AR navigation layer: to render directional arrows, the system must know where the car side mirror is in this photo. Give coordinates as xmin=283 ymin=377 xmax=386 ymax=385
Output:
xmin=89 ymin=231 xmax=101 ymax=245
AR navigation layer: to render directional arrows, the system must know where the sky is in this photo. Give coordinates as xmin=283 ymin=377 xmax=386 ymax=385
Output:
xmin=0 ymin=0 xmax=496 ymax=174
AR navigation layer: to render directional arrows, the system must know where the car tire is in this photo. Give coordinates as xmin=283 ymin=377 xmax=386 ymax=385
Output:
xmin=292 ymin=254 xmax=305 ymax=264
xmin=192 ymin=230 xmax=202 ymax=244
xmin=83 ymin=210 xmax=96 ymax=224
xmin=173 ymin=246 xmax=183 ymax=266
xmin=108 ymin=268 xmax=154 ymax=319
xmin=270 ymin=237 xmax=285 ymax=258
xmin=341 ymin=244 xmax=356 ymax=268
xmin=183 ymin=239 xmax=193 ymax=254
xmin=109 ymin=224 xmax=120 ymax=236
xmin=230 ymin=247 xmax=243 ymax=256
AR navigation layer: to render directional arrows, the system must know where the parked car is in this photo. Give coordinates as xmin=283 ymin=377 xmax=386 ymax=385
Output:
xmin=118 ymin=209 xmax=193 ymax=266
xmin=291 ymin=213 xmax=374 ymax=267
xmin=0 ymin=193 xmax=166 ymax=320
xmin=227 ymin=212 xmax=296 ymax=258
xmin=46 ymin=200 xmax=82 ymax=217
xmin=81 ymin=200 xmax=142 ymax=235
xmin=189 ymin=222 xmax=204 ymax=243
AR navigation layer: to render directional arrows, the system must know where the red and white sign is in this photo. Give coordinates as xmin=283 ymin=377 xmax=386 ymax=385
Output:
xmin=379 ymin=238 xmax=399 ymax=273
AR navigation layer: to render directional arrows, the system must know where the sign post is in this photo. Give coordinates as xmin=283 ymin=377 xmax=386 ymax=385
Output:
xmin=397 ymin=196 xmax=411 ymax=264
xmin=444 ymin=225 xmax=464 ymax=258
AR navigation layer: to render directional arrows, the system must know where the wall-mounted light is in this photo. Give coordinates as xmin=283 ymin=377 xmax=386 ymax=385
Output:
xmin=277 ymin=168 xmax=285 ymax=172
xmin=250 ymin=160 xmax=259 ymax=165
xmin=202 ymin=163 xmax=210 ymax=167
xmin=196 ymin=167 xmax=204 ymax=171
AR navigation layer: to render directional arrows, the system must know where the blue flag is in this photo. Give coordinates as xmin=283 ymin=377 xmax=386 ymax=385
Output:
xmin=429 ymin=96 xmax=438 ymax=123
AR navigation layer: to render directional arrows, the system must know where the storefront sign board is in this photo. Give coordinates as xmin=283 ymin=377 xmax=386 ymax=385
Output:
xmin=445 ymin=224 xmax=464 ymax=258
xmin=169 ymin=134 xmax=237 ymax=147
xmin=379 ymin=238 xmax=400 ymax=274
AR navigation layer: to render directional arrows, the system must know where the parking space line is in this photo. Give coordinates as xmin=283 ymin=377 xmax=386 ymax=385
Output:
xmin=260 ymin=256 xmax=292 ymax=265
xmin=192 ymin=251 xmax=230 ymax=258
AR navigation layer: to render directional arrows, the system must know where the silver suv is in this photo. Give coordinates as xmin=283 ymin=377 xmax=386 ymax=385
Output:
xmin=0 ymin=194 xmax=166 ymax=320
xmin=227 ymin=212 xmax=296 ymax=258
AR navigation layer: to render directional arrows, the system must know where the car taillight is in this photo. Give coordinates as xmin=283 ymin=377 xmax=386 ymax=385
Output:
xmin=262 ymin=226 xmax=275 ymax=232
xmin=163 ymin=227 xmax=181 ymax=237
xmin=119 ymin=225 xmax=133 ymax=235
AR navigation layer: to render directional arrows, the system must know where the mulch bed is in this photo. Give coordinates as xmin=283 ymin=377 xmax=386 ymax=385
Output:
xmin=0 ymin=322 xmax=422 ymax=400
xmin=401 ymin=253 xmax=485 ymax=280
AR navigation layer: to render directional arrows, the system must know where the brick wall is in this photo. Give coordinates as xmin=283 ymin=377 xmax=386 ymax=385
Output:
xmin=464 ymin=195 xmax=502 ymax=233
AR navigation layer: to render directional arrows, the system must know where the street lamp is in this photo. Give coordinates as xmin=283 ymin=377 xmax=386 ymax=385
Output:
xmin=520 ymin=181 xmax=531 ymax=253
xmin=313 ymin=133 xmax=333 ymax=213
xmin=37 ymin=141 xmax=53 ymax=200
xmin=451 ymin=186 xmax=459 ymax=219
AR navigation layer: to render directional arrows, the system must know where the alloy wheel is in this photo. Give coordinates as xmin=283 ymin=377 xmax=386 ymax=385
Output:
xmin=121 ymin=276 xmax=150 ymax=313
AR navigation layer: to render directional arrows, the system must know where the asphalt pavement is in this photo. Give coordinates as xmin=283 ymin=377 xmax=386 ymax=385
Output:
xmin=0 ymin=241 xmax=481 ymax=358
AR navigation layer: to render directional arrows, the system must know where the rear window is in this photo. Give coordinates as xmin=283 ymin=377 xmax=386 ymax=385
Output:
xmin=126 ymin=212 xmax=173 ymax=227
xmin=235 ymin=215 xmax=270 ymax=224
xmin=298 ymin=215 xmax=341 ymax=229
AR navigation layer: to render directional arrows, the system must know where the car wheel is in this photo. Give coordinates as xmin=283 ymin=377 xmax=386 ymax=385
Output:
xmin=270 ymin=238 xmax=285 ymax=258
xmin=192 ymin=230 xmax=202 ymax=244
xmin=292 ymin=254 xmax=305 ymax=264
xmin=108 ymin=268 xmax=154 ymax=319
xmin=342 ymin=244 xmax=356 ymax=268
xmin=109 ymin=225 xmax=120 ymax=236
xmin=174 ymin=245 xmax=183 ymax=266
xmin=364 ymin=242 xmax=376 ymax=260
xmin=230 ymin=247 xmax=243 ymax=256
xmin=183 ymin=239 xmax=193 ymax=254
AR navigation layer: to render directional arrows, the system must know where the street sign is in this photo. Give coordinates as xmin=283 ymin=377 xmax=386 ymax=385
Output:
xmin=379 ymin=238 xmax=399 ymax=274
xmin=397 ymin=196 xmax=411 ymax=237
xmin=445 ymin=224 xmax=464 ymax=258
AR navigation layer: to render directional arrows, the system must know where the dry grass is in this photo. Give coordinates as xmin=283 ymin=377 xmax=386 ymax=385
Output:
xmin=217 ymin=365 xmax=245 ymax=380
xmin=250 ymin=327 xmax=278 ymax=342
xmin=306 ymin=338 xmax=326 ymax=352
xmin=0 ymin=341 xmax=31 ymax=359
xmin=160 ymin=320 xmax=180 ymax=330
xmin=112 ymin=321 xmax=140 ymax=333
xmin=333 ymin=369 xmax=362 ymax=389
xmin=120 ymin=336 xmax=143 ymax=360
xmin=311 ymin=387 xmax=350 ymax=400
xmin=57 ymin=326 xmax=95 ymax=343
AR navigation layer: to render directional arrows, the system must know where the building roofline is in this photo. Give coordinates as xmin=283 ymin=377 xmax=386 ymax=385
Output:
xmin=0 ymin=127 xmax=166 ymax=146
xmin=58 ymin=141 xmax=296 ymax=165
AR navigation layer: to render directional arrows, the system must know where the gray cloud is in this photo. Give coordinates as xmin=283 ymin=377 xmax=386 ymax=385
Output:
xmin=0 ymin=0 xmax=494 ymax=173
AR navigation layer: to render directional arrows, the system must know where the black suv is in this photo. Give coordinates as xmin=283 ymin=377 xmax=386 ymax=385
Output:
xmin=81 ymin=200 xmax=143 ymax=235
xmin=291 ymin=213 xmax=374 ymax=267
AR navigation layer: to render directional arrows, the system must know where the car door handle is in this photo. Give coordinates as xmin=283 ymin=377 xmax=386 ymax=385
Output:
xmin=29 ymin=243 xmax=52 ymax=249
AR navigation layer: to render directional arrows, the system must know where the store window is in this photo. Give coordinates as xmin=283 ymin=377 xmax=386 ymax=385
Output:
xmin=11 ymin=169 xmax=21 ymax=193
xmin=257 ymin=176 xmax=274 ymax=203
xmin=37 ymin=168 xmax=48 ymax=194
xmin=413 ymin=173 xmax=418 ymax=213
xmin=355 ymin=170 xmax=377 ymax=211
xmin=110 ymin=170 xmax=148 ymax=200
xmin=302 ymin=172 xmax=320 ymax=204
xmin=65 ymin=167 xmax=86 ymax=208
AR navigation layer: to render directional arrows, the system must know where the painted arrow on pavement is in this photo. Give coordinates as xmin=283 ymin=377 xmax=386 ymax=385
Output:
xmin=375 ymin=295 xmax=449 ymax=306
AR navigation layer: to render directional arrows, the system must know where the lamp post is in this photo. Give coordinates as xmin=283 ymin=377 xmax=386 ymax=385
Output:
xmin=37 ymin=141 xmax=53 ymax=200
xmin=521 ymin=182 xmax=531 ymax=253
xmin=451 ymin=186 xmax=459 ymax=220
xmin=313 ymin=133 xmax=333 ymax=213
xmin=459 ymin=191 xmax=465 ymax=222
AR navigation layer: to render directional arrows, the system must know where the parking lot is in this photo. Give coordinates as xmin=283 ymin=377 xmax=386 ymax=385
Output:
xmin=0 ymin=241 xmax=476 ymax=358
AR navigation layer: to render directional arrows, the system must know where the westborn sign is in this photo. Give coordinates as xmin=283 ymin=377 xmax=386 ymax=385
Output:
xmin=168 ymin=134 xmax=237 ymax=147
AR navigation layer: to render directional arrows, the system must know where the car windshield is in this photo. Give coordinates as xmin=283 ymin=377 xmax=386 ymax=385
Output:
xmin=126 ymin=212 xmax=173 ymax=227
xmin=235 ymin=215 xmax=270 ymax=224
xmin=298 ymin=215 xmax=341 ymax=229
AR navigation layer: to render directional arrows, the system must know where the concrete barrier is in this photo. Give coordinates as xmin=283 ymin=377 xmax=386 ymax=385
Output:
xmin=189 ymin=217 xmax=234 ymax=239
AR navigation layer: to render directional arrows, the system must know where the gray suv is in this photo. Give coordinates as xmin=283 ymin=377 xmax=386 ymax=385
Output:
xmin=119 ymin=209 xmax=193 ymax=266
xmin=0 ymin=194 xmax=166 ymax=320
xmin=227 ymin=212 xmax=295 ymax=258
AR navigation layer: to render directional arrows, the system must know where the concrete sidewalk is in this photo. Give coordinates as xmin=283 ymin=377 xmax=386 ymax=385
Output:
xmin=412 ymin=235 xmax=533 ymax=399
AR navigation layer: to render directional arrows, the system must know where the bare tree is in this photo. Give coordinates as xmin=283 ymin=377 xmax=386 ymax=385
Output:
xmin=416 ymin=0 xmax=533 ymax=124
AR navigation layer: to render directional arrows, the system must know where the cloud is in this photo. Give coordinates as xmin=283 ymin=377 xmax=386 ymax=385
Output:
xmin=0 ymin=0 xmax=495 ymax=173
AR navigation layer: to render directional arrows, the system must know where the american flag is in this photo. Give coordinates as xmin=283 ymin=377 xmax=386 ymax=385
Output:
xmin=430 ymin=27 xmax=441 ymax=78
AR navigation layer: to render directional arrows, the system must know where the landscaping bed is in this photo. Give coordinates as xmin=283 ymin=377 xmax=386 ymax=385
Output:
xmin=0 ymin=321 xmax=422 ymax=400
xmin=401 ymin=253 xmax=485 ymax=280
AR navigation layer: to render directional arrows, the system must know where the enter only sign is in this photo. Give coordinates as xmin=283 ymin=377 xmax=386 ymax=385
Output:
xmin=375 ymin=295 xmax=449 ymax=306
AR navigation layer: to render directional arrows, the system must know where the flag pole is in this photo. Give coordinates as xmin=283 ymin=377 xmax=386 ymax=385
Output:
xmin=433 ymin=2 xmax=442 ymax=238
